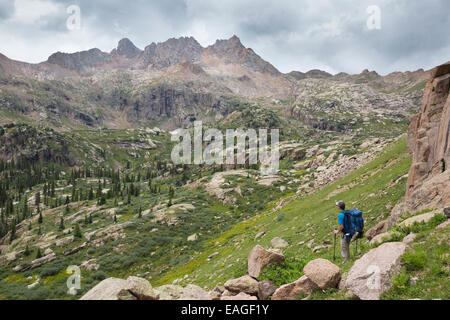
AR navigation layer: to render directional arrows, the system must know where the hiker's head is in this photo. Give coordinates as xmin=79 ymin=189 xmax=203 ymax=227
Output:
xmin=336 ymin=201 xmax=345 ymax=210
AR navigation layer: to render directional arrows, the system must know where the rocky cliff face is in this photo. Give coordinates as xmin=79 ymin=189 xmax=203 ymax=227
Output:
xmin=47 ymin=48 xmax=113 ymax=72
xmin=204 ymin=35 xmax=280 ymax=76
xmin=390 ymin=62 xmax=450 ymax=224
xmin=140 ymin=37 xmax=203 ymax=69
xmin=113 ymin=38 xmax=143 ymax=59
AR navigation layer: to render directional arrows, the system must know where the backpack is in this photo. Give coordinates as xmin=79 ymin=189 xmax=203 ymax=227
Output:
xmin=343 ymin=209 xmax=364 ymax=241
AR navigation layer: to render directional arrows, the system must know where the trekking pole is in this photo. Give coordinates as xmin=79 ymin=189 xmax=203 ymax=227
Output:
xmin=333 ymin=228 xmax=337 ymax=261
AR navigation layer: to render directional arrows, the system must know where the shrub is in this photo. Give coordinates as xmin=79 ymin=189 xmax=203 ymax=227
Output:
xmin=403 ymin=250 xmax=427 ymax=271
xmin=91 ymin=271 xmax=107 ymax=281
xmin=40 ymin=261 xmax=64 ymax=278
xmin=391 ymin=269 xmax=410 ymax=291
xmin=259 ymin=256 xmax=307 ymax=287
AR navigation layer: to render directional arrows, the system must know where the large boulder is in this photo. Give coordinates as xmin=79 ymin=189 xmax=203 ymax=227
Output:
xmin=369 ymin=232 xmax=390 ymax=245
xmin=258 ymin=280 xmax=277 ymax=300
xmin=179 ymin=284 xmax=211 ymax=300
xmin=224 ymin=275 xmax=259 ymax=296
xmin=444 ymin=207 xmax=450 ymax=219
xmin=220 ymin=292 xmax=258 ymax=300
xmin=30 ymin=253 xmax=56 ymax=269
xmin=154 ymin=285 xmax=184 ymax=300
xmin=303 ymin=258 xmax=341 ymax=289
xmin=365 ymin=220 xmax=388 ymax=241
xmin=271 ymin=275 xmax=318 ymax=300
xmin=399 ymin=211 xmax=440 ymax=227
xmin=81 ymin=276 xmax=159 ymax=300
xmin=270 ymin=237 xmax=289 ymax=249
xmin=118 ymin=276 xmax=159 ymax=300
xmin=80 ymin=278 xmax=128 ymax=300
xmin=345 ymin=242 xmax=407 ymax=300
xmin=248 ymin=245 xmax=285 ymax=278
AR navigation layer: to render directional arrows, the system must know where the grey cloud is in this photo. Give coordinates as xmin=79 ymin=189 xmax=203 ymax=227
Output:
xmin=0 ymin=0 xmax=14 ymax=21
xmin=0 ymin=0 xmax=449 ymax=74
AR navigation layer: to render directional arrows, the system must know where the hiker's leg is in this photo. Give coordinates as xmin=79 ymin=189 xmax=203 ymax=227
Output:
xmin=340 ymin=234 xmax=350 ymax=262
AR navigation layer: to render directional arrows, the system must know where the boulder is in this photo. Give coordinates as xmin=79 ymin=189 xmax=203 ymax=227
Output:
xmin=56 ymin=235 xmax=75 ymax=247
xmin=444 ymin=207 xmax=450 ymax=219
xmin=436 ymin=220 xmax=450 ymax=229
xmin=224 ymin=275 xmax=259 ymax=296
xmin=254 ymin=231 xmax=265 ymax=240
xmin=208 ymin=252 xmax=219 ymax=260
xmin=271 ymin=275 xmax=318 ymax=300
xmin=80 ymin=278 xmax=128 ymax=300
xmin=154 ymin=285 xmax=184 ymax=300
xmin=118 ymin=276 xmax=159 ymax=300
xmin=399 ymin=211 xmax=439 ymax=227
xmin=258 ymin=280 xmax=277 ymax=300
xmin=209 ymin=286 xmax=224 ymax=300
xmin=187 ymin=234 xmax=198 ymax=241
xmin=30 ymin=253 xmax=56 ymax=269
xmin=179 ymin=284 xmax=211 ymax=300
xmin=220 ymin=292 xmax=258 ymax=300
xmin=345 ymin=242 xmax=407 ymax=300
xmin=303 ymin=258 xmax=341 ymax=289
xmin=365 ymin=220 xmax=387 ymax=241
xmin=312 ymin=245 xmax=331 ymax=252
xmin=247 ymin=245 xmax=285 ymax=278
xmin=1 ymin=252 xmax=17 ymax=264
xmin=402 ymin=233 xmax=416 ymax=244
xmin=369 ymin=232 xmax=391 ymax=245
xmin=80 ymin=259 xmax=100 ymax=271
xmin=270 ymin=237 xmax=289 ymax=249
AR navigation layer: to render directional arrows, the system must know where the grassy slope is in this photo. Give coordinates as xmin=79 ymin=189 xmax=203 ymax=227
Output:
xmin=153 ymin=137 xmax=412 ymax=296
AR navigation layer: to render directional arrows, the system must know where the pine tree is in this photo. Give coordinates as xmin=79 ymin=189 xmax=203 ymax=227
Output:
xmin=24 ymin=244 xmax=30 ymax=256
xmin=35 ymin=247 xmax=42 ymax=259
xmin=38 ymin=211 xmax=43 ymax=224
xmin=9 ymin=221 xmax=16 ymax=244
xmin=59 ymin=217 xmax=65 ymax=231
xmin=74 ymin=224 xmax=82 ymax=238
xmin=35 ymin=192 xmax=41 ymax=207
xmin=113 ymin=214 xmax=117 ymax=224
xmin=88 ymin=187 xmax=94 ymax=200
xmin=138 ymin=206 xmax=142 ymax=218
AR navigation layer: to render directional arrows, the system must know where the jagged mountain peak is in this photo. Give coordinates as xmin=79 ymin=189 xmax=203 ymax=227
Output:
xmin=114 ymin=38 xmax=142 ymax=58
xmin=47 ymin=48 xmax=111 ymax=72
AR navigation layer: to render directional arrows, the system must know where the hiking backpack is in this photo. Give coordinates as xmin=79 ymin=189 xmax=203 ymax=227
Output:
xmin=343 ymin=209 xmax=364 ymax=241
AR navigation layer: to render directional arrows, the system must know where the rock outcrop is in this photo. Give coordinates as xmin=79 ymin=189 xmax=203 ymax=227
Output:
xmin=80 ymin=278 xmax=128 ymax=300
xmin=270 ymin=237 xmax=289 ymax=249
xmin=247 ymin=245 xmax=285 ymax=278
xmin=81 ymin=276 xmax=159 ymax=300
xmin=391 ymin=61 xmax=450 ymax=224
xmin=224 ymin=275 xmax=259 ymax=297
xmin=179 ymin=284 xmax=211 ymax=300
xmin=303 ymin=258 xmax=341 ymax=290
xmin=271 ymin=275 xmax=318 ymax=300
xmin=117 ymin=276 xmax=159 ymax=300
xmin=345 ymin=242 xmax=407 ymax=300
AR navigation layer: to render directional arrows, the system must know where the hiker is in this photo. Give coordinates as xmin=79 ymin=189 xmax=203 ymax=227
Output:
xmin=334 ymin=201 xmax=350 ymax=263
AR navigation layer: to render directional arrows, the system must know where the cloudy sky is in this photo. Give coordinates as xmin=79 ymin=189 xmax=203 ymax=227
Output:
xmin=0 ymin=0 xmax=449 ymax=75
